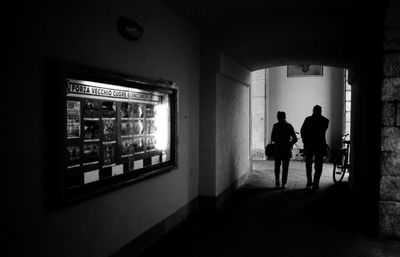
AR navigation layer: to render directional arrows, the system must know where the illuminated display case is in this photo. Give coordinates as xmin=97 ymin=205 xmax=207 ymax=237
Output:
xmin=61 ymin=64 xmax=178 ymax=203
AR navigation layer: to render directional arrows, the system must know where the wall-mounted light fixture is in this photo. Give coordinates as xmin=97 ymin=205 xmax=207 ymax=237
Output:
xmin=117 ymin=16 xmax=143 ymax=41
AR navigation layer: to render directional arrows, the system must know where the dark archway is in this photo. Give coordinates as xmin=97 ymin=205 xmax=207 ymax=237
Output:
xmin=163 ymin=0 xmax=394 ymax=236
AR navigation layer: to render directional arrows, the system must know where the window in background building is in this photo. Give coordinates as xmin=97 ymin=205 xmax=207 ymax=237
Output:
xmin=344 ymin=69 xmax=351 ymax=138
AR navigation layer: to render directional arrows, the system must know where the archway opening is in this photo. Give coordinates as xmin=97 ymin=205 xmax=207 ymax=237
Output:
xmin=250 ymin=65 xmax=351 ymax=189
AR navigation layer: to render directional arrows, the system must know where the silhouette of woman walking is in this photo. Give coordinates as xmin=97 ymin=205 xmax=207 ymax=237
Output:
xmin=271 ymin=111 xmax=297 ymax=189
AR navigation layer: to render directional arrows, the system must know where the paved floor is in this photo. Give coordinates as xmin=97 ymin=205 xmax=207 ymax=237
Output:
xmin=141 ymin=160 xmax=399 ymax=257
xmin=249 ymin=160 xmax=344 ymax=189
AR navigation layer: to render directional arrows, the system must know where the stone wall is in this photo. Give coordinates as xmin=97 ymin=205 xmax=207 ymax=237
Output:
xmin=379 ymin=27 xmax=400 ymax=238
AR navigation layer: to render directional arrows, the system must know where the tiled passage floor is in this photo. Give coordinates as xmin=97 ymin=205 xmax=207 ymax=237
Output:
xmin=249 ymin=160 xmax=345 ymax=189
xmin=140 ymin=160 xmax=399 ymax=257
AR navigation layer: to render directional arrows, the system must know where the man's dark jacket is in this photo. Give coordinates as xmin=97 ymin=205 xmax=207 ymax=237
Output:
xmin=300 ymin=114 xmax=329 ymax=153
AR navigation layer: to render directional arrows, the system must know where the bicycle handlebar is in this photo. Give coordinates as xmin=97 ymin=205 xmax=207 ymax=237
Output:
xmin=342 ymin=133 xmax=350 ymax=146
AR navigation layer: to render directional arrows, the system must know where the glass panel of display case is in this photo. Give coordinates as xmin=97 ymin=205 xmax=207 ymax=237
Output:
xmin=61 ymin=65 xmax=177 ymax=203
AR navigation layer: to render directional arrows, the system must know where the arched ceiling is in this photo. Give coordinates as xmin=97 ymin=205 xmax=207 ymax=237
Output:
xmin=162 ymin=0 xmax=389 ymax=70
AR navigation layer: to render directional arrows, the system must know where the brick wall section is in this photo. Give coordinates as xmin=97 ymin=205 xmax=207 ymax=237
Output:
xmin=379 ymin=27 xmax=400 ymax=238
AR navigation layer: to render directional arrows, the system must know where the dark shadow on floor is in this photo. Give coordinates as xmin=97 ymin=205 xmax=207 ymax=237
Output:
xmin=140 ymin=182 xmax=400 ymax=257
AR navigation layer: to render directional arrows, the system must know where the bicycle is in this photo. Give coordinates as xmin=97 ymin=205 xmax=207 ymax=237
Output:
xmin=292 ymin=132 xmax=305 ymax=161
xmin=332 ymin=133 xmax=350 ymax=183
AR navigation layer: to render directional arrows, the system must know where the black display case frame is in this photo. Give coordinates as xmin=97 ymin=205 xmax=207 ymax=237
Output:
xmin=58 ymin=64 xmax=178 ymax=204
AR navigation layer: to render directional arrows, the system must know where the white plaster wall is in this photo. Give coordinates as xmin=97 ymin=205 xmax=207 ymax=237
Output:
xmin=251 ymin=69 xmax=266 ymax=159
xmin=268 ymin=66 xmax=344 ymax=150
xmin=5 ymin=1 xmax=199 ymax=256
xmin=199 ymin=44 xmax=219 ymax=196
xmin=215 ymin=54 xmax=251 ymax=195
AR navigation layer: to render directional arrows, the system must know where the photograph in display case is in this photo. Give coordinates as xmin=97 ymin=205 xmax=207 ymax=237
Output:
xmin=146 ymin=137 xmax=156 ymax=151
xmin=134 ymin=120 xmax=144 ymax=135
xmin=134 ymin=137 xmax=145 ymax=153
xmin=121 ymin=121 xmax=134 ymax=136
xmin=103 ymin=143 xmax=116 ymax=166
xmin=83 ymin=100 xmax=101 ymax=117
xmin=83 ymin=120 xmax=100 ymax=140
xmin=66 ymin=145 xmax=80 ymax=168
xmin=134 ymin=103 xmax=144 ymax=118
xmin=120 ymin=102 xmax=133 ymax=118
xmin=83 ymin=143 xmax=100 ymax=165
xmin=66 ymin=101 xmax=81 ymax=139
xmin=145 ymin=104 xmax=155 ymax=118
xmin=62 ymin=64 xmax=177 ymax=203
xmin=120 ymin=138 xmax=134 ymax=157
xmin=102 ymin=118 xmax=116 ymax=142
xmin=146 ymin=120 xmax=156 ymax=135
xmin=101 ymin=101 xmax=117 ymax=117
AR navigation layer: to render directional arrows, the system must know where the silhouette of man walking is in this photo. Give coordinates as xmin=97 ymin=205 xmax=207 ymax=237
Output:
xmin=300 ymin=105 xmax=329 ymax=191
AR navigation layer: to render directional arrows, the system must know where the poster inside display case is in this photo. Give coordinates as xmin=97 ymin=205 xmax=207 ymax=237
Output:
xmin=62 ymin=65 xmax=177 ymax=203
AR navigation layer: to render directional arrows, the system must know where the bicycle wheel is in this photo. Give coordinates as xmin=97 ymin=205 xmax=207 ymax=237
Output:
xmin=333 ymin=152 xmax=347 ymax=183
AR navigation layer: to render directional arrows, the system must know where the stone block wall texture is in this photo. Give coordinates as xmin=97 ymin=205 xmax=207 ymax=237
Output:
xmin=379 ymin=201 xmax=400 ymax=238
xmin=383 ymin=53 xmax=400 ymax=77
xmin=384 ymin=27 xmax=400 ymax=51
xmin=379 ymin=27 xmax=400 ymax=238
